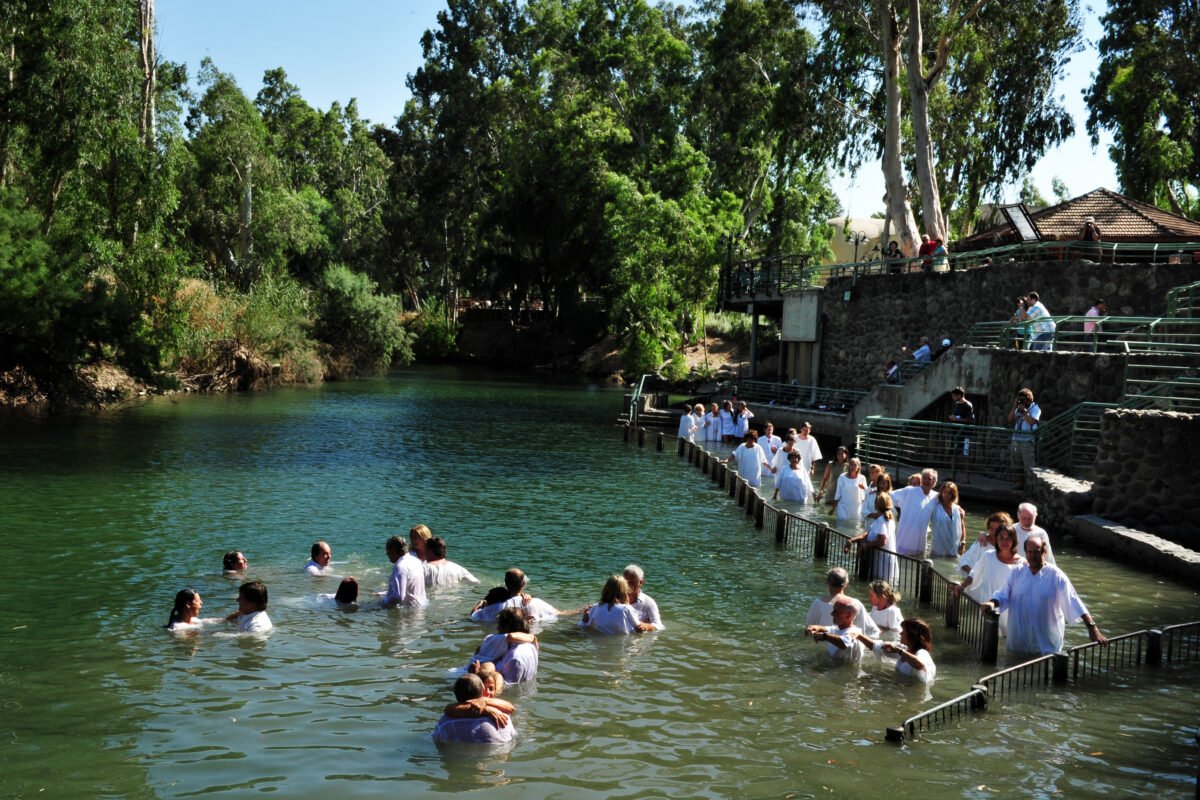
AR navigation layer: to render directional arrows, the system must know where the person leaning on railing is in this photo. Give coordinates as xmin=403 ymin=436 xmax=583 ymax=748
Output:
xmin=982 ymin=533 xmax=1107 ymax=656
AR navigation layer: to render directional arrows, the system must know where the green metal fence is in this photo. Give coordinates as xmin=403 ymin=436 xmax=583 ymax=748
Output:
xmin=959 ymin=315 xmax=1200 ymax=355
xmin=1166 ymin=279 xmax=1200 ymax=318
xmin=856 ymin=416 xmax=1024 ymax=485
xmin=735 ymin=379 xmax=868 ymax=414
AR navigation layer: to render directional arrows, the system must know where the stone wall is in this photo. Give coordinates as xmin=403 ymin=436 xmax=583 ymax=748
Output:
xmin=819 ymin=260 xmax=1200 ymax=390
xmin=1090 ymin=409 xmax=1200 ymax=546
xmin=982 ymin=350 xmax=1128 ymax=425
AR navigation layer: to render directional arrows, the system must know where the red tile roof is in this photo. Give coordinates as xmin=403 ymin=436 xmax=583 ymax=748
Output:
xmin=960 ymin=188 xmax=1200 ymax=247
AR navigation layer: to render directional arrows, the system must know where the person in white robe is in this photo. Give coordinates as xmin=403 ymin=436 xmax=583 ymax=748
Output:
xmin=831 ymin=458 xmax=868 ymax=521
xmin=423 ymin=536 xmax=480 ymax=588
xmin=855 ymin=619 xmax=937 ymax=684
xmin=581 ymin=575 xmax=655 ymax=634
xmin=805 ymin=598 xmax=865 ymax=665
xmin=953 ymin=524 xmax=1024 ymax=635
xmin=722 ymin=432 xmax=767 ymax=488
xmin=624 ymin=565 xmax=664 ymax=630
xmin=1014 ymin=502 xmax=1056 ymax=565
xmin=890 ymin=469 xmax=940 ymax=556
xmin=775 ymin=451 xmax=811 ymax=502
xmin=677 ymin=403 xmax=697 ymax=441
xmin=804 ymin=568 xmax=881 ymax=638
xmin=792 ymin=421 xmax=823 ymax=480
xmin=432 ymin=674 xmax=517 ymax=745
xmin=985 ymin=533 xmax=1106 ymax=655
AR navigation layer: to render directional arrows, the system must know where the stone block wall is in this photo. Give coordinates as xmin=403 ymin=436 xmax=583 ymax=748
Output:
xmin=1090 ymin=409 xmax=1200 ymax=547
xmin=982 ymin=350 xmax=1128 ymax=425
xmin=819 ymin=260 xmax=1200 ymax=390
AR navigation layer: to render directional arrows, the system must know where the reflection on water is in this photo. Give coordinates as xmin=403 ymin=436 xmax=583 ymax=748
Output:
xmin=0 ymin=368 xmax=1196 ymax=799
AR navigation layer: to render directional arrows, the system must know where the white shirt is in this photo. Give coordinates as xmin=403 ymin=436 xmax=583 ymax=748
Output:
xmin=895 ymin=647 xmax=936 ymax=683
xmin=304 ymin=559 xmax=329 ymax=576
xmin=732 ymin=443 xmax=763 ymax=486
xmin=805 ymin=597 xmax=880 ymax=638
xmin=237 ymin=610 xmax=273 ymax=634
xmin=424 ymin=560 xmax=481 ymax=588
xmin=776 ymin=465 xmax=810 ymax=502
xmin=1025 ymin=300 xmax=1056 ymax=334
xmin=833 ymin=473 xmax=867 ymax=520
xmin=869 ymin=605 xmax=904 ymax=641
xmin=581 ymin=602 xmax=641 ymax=634
xmin=822 ymin=625 xmax=865 ymax=665
xmin=432 ymin=715 xmax=516 ymax=745
xmin=631 ymin=592 xmax=664 ymax=630
xmin=678 ymin=411 xmax=697 ymax=440
xmin=471 ymin=595 xmax=559 ymax=624
xmin=495 ymin=642 xmax=538 ymax=683
xmin=793 ymin=437 xmax=823 ymax=475
xmin=992 ymin=563 xmax=1090 ymax=655
xmin=892 ymin=485 xmax=939 ymax=556
xmin=1014 ymin=523 xmax=1056 ymax=565
xmin=384 ymin=552 xmax=429 ymax=608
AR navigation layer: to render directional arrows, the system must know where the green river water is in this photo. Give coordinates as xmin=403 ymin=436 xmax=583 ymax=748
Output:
xmin=1 ymin=367 xmax=1196 ymax=799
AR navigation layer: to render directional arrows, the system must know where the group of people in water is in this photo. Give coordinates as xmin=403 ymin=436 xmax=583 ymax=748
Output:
xmin=166 ymin=526 xmax=667 ymax=746
xmin=689 ymin=405 xmax=1107 ymax=660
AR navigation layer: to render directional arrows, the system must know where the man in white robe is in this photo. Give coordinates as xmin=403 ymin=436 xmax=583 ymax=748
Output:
xmin=624 ymin=564 xmax=665 ymax=630
xmin=986 ymin=534 xmax=1106 ymax=655
xmin=793 ymin=421 xmax=823 ymax=479
xmin=891 ymin=469 xmax=939 ymax=556
xmin=1014 ymin=502 xmax=1056 ymax=565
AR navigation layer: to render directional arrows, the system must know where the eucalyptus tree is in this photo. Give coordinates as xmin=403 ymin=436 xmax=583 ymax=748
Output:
xmin=689 ymin=0 xmax=840 ymax=258
xmin=1087 ymin=0 xmax=1199 ymax=216
xmin=811 ymin=0 xmax=1080 ymax=244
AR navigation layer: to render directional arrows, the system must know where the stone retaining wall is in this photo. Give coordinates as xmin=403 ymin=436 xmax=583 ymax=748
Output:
xmin=1090 ymin=409 xmax=1200 ymax=546
xmin=819 ymin=260 xmax=1200 ymax=390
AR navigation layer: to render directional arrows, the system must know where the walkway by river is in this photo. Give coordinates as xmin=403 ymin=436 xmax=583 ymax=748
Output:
xmin=1 ymin=368 xmax=1196 ymax=798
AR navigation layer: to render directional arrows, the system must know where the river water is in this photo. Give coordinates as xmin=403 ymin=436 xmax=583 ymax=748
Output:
xmin=1 ymin=368 xmax=1196 ymax=799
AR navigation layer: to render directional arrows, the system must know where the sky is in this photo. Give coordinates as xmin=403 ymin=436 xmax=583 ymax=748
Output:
xmin=156 ymin=0 xmax=1118 ymax=220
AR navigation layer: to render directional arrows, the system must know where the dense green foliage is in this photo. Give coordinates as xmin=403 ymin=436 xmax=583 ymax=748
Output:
xmin=1087 ymin=0 xmax=1199 ymax=217
xmin=0 ymin=0 xmax=1143 ymax=399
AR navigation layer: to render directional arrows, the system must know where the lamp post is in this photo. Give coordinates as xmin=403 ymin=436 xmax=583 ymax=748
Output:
xmin=847 ymin=230 xmax=869 ymax=263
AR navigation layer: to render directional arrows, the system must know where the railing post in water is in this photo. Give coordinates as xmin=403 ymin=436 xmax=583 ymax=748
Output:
xmin=1052 ymin=653 xmax=1069 ymax=685
xmin=745 ymin=489 xmax=757 ymax=518
xmin=677 ymin=436 xmax=685 ymax=456
xmin=919 ymin=560 xmax=935 ymax=605
xmin=775 ymin=511 xmax=787 ymax=543
xmin=623 ymin=423 xmax=630 ymax=442
xmin=970 ymin=685 xmax=988 ymax=711
xmin=638 ymin=427 xmax=646 ymax=447
xmin=814 ymin=525 xmax=830 ymax=560
xmin=718 ymin=462 xmax=727 ymax=488
xmin=656 ymin=432 xmax=665 ymax=451
xmin=945 ymin=592 xmax=960 ymax=630
xmin=737 ymin=480 xmax=747 ymax=506
xmin=856 ymin=544 xmax=870 ymax=581
xmin=703 ymin=452 xmax=712 ymax=477
xmin=729 ymin=473 xmax=739 ymax=498
xmin=754 ymin=495 xmax=765 ymax=528
xmin=1147 ymin=629 xmax=1163 ymax=666
xmin=885 ymin=725 xmax=906 ymax=744
xmin=981 ymin=606 xmax=1000 ymax=665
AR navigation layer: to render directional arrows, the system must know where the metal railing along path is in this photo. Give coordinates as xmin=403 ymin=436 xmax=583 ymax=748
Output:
xmin=720 ymin=240 xmax=1200 ymax=303
xmin=734 ymin=379 xmax=868 ymax=414
xmin=893 ymin=625 xmax=1200 ymax=742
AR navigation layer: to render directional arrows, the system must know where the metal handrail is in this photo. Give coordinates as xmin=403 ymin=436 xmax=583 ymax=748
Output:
xmin=721 ymin=240 xmax=1200 ymax=301
xmin=1166 ymin=279 xmax=1200 ymax=317
xmin=857 ymin=416 xmax=1026 ymax=485
xmin=735 ymin=379 xmax=869 ymax=413
xmin=624 ymin=373 xmax=652 ymax=426
xmin=959 ymin=314 xmax=1200 ymax=354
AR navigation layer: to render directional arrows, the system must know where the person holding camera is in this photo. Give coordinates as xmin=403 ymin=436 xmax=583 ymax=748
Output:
xmin=1008 ymin=388 xmax=1040 ymax=487
xmin=1021 ymin=291 xmax=1056 ymax=351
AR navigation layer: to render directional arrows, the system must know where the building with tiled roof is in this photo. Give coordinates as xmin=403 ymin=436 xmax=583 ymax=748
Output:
xmin=958 ymin=188 xmax=1200 ymax=250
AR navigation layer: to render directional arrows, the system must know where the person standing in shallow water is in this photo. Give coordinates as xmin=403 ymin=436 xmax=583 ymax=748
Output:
xmin=380 ymin=535 xmax=428 ymax=608
xmin=985 ymin=533 xmax=1106 ymax=656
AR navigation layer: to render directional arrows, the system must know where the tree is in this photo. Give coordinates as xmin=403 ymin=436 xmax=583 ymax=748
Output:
xmin=1087 ymin=0 xmax=1200 ymax=217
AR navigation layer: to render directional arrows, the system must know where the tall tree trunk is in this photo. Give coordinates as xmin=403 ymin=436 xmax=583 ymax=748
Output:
xmin=877 ymin=0 xmax=919 ymax=255
xmin=1 ymin=22 xmax=15 ymax=188
xmin=239 ymin=158 xmax=252 ymax=269
xmin=138 ymin=0 xmax=155 ymax=145
xmin=906 ymin=0 xmax=947 ymax=242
